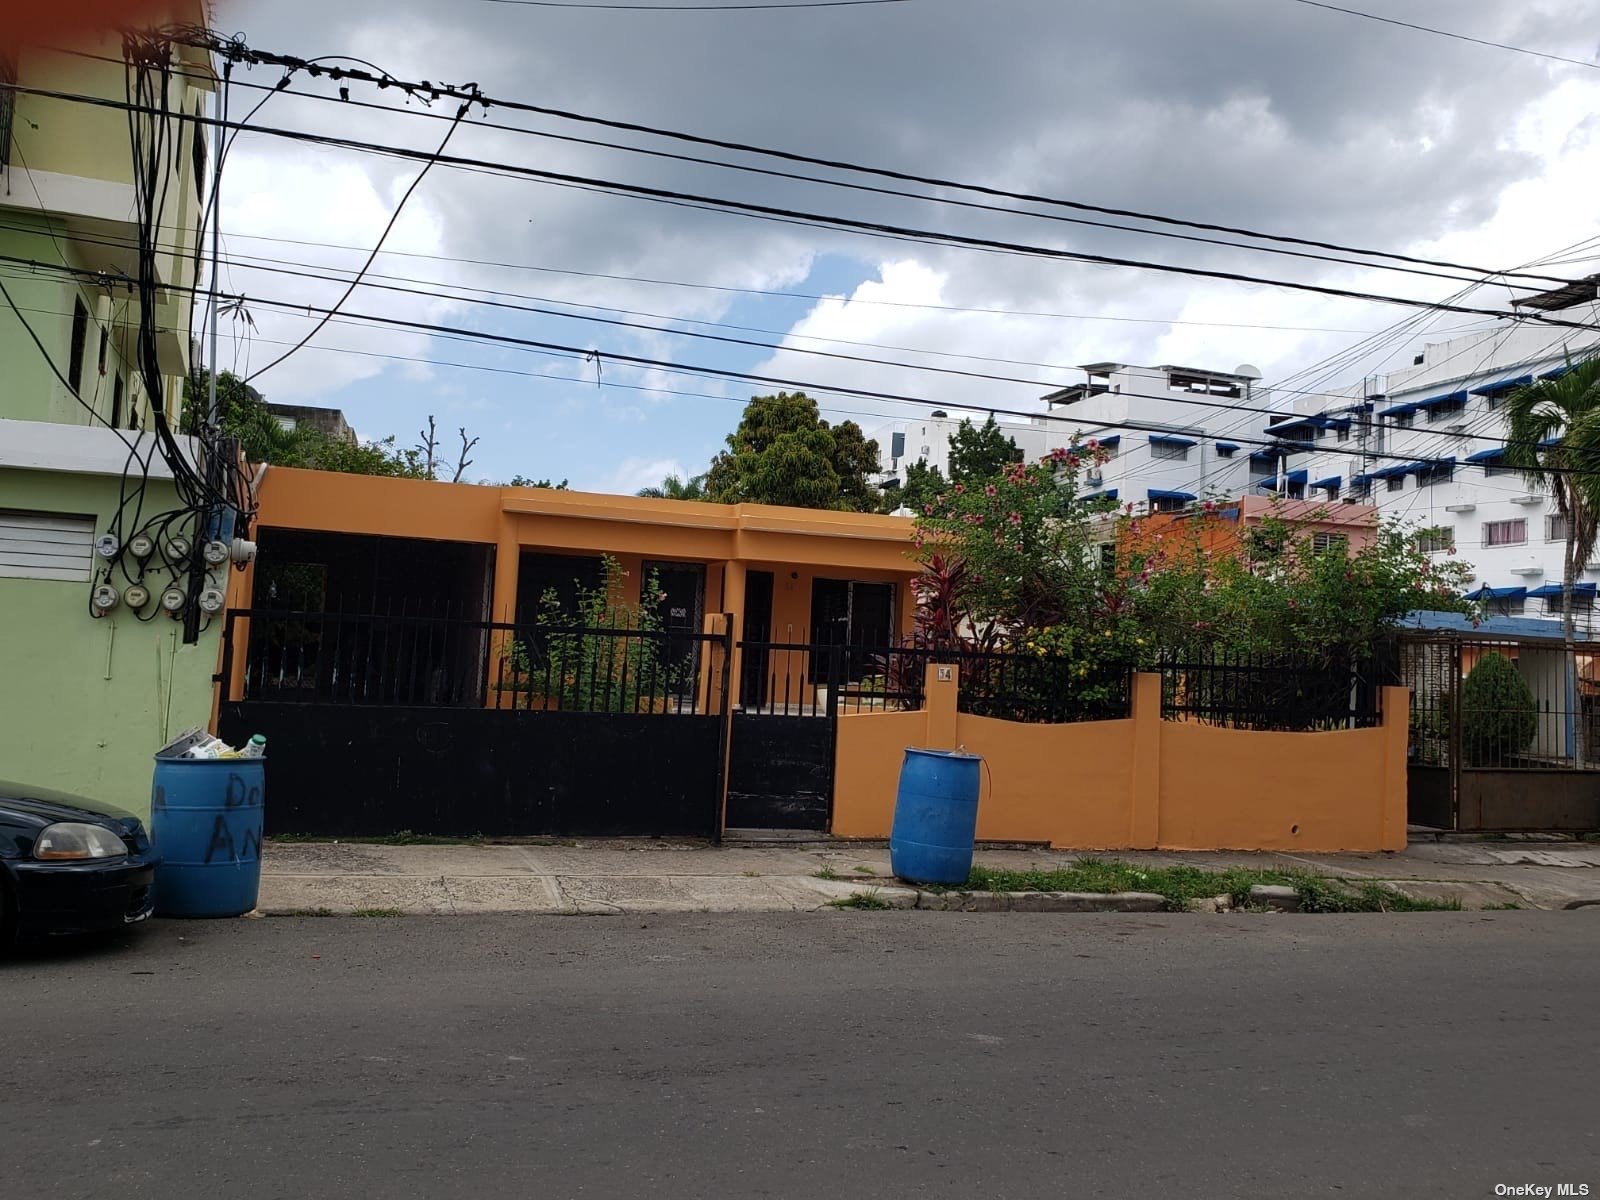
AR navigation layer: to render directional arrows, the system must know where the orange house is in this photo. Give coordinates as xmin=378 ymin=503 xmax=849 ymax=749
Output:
xmin=225 ymin=468 xmax=921 ymax=709
xmin=1112 ymin=494 xmax=1380 ymax=564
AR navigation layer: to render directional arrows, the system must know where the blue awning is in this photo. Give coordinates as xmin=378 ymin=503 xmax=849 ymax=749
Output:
xmin=1148 ymin=434 xmax=1196 ymax=448
xmin=1311 ymin=475 xmax=1342 ymax=490
xmin=1257 ymin=469 xmax=1308 ymax=490
xmin=1529 ymin=583 xmax=1597 ymax=599
xmin=1083 ymin=489 xmax=1119 ymax=502
xmin=1539 ymin=436 xmax=1564 ymax=449
xmin=1371 ymin=463 xmax=1412 ymax=479
xmin=1349 ymin=472 xmax=1373 ymax=486
xmin=1470 ymin=375 xmax=1532 ymax=397
xmin=1415 ymin=457 xmax=1456 ymax=474
xmin=1415 ymin=390 xmax=1469 ymax=410
xmin=1147 ymin=488 xmax=1195 ymax=503
xmin=1249 ymin=447 xmax=1285 ymax=463
xmin=1466 ymin=447 xmax=1506 ymax=464
xmin=1540 ymin=365 xmax=1570 ymax=381
xmin=1379 ymin=401 xmax=1420 ymax=418
xmin=1465 ymin=586 xmax=1527 ymax=601
xmin=1266 ymin=415 xmax=1319 ymax=434
xmin=1214 ymin=441 xmax=1240 ymax=454
xmin=1091 ymin=435 xmax=1121 ymax=448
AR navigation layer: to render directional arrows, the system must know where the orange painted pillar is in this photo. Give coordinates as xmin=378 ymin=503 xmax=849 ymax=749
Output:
xmin=1381 ymin=685 xmax=1412 ymax=851
xmin=722 ymin=560 xmax=746 ymax=710
xmin=485 ymin=516 xmax=521 ymax=706
xmin=1128 ymin=672 xmax=1162 ymax=849
xmin=923 ymin=662 xmax=959 ymax=749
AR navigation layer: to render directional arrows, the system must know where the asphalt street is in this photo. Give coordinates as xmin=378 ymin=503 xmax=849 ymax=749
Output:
xmin=4 ymin=912 xmax=1596 ymax=1199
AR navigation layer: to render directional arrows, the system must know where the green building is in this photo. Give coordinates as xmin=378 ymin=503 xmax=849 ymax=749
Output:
xmin=1 ymin=14 xmax=226 ymax=819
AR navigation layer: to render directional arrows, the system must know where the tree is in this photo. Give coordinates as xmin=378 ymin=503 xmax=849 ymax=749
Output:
xmin=638 ymin=473 xmax=707 ymax=500
xmin=947 ymin=414 xmax=1022 ymax=485
xmin=183 ymin=368 xmax=430 ymax=479
xmin=509 ymin=475 xmax=569 ymax=489
xmin=1504 ymin=353 xmax=1600 ymax=765
xmin=879 ymin=459 xmax=946 ymax=514
xmin=704 ymin=392 xmax=881 ymax=511
xmin=1461 ymin=651 xmax=1538 ymax=767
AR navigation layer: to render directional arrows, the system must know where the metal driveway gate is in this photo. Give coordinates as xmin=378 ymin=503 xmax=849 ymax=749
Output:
xmin=723 ymin=640 xmax=843 ymax=832
xmin=216 ymin=608 xmax=732 ymax=838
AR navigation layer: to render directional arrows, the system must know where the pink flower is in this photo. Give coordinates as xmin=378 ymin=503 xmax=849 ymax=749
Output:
xmin=1008 ymin=511 xmax=1022 ymax=526
xmin=953 ymin=483 xmax=965 ymax=495
xmin=923 ymin=504 xmax=933 ymax=515
xmin=984 ymin=483 xmax=998 ymax=497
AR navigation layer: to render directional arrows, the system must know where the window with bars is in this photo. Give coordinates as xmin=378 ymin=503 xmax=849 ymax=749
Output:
xmin=1392 ymin=411 xmax=1414 ymax=428
xmin=111 ymin=375 xmax=125 ymax=429
xmin=1309 ymin=531 xmax=1348 ymax=555
xmin=1542 ymin=595 xmax=1593 ymax=614
xmin=1487 ymin=596 xmax=1526 ymax=617
xmin=1414 ymin=526 xmax=1455 ymax=554
xmin=1483 ymin=519 xmax=1527 ymax=547
xmin=1386 ymin=475 xmax=1405 ymax=492
xmin=1547 ymin=514 xmax=1568 ymax=542
xmin=67 ymin=297 xmax=88 ymax=394
xmin=1150 ymin=441 xmax=1189 ymax=462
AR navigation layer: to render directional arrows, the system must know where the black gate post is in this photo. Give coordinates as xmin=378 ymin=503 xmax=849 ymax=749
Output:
xmin=214 ymin=609 xmax=238 ymax=694
xmin=823 ymin=642 xmax=845 ymax=829
xmin=1448 ymin=639 xmax=1463 ymax=830
xmin=712 ymin=613 xmax=735 ymax=844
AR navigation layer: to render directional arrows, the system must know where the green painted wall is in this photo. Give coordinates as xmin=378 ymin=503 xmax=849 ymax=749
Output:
xmin=0 ymin=468 xmax=221 ymax=823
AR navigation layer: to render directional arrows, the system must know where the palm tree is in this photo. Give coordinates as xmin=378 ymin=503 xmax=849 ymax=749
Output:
xmin=637 ymin=472 xmax=707 ymax=501
xmin=1504 ymin=353 xmax=1600 ymax=764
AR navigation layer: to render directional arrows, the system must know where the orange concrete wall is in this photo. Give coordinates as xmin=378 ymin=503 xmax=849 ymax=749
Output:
xmin=832 ymin=666 xmax=1411 ymax=853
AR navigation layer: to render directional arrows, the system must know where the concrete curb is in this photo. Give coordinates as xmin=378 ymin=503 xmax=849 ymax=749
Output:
xmin=913 ymin=889 xmax=1169 ymax=913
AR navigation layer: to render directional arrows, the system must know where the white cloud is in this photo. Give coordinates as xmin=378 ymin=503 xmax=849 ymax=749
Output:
xmin=601 ymin=456 xmax=687 ymax=496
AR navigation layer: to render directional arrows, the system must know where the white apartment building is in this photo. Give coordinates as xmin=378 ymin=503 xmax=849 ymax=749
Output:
xmin=1287 ymin=277 xmax=1600 ymax=625
xmin=1039 ymin=362 xmax=1273 ymax=510
xmin=874 ymin=363 xmax=1281 ymax=513
xmin=871 ymin=409 xmax=1056 ymax=486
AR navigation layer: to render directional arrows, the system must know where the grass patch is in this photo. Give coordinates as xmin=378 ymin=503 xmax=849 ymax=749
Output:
xmin=946 ymin=858 xmax=1463 ymax=913
xmin=1483 ymin=901 xmax=1522 ymax=911
xmin=1582 ymin=832 xmax=1600 ymax=843
xmin=813 ymin=867 xmax=842 ymax=881
xmin=826 ymin=891 xmax=893 ymax=910
xmin=352 ymin=907 xmax=405 ymax=918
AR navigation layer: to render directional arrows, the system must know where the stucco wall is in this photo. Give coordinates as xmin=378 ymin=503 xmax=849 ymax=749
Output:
xmin=0 ymin=468 xmax=221 ymax=821
xmin=833 ymin=667 xmax=1410 ymax=853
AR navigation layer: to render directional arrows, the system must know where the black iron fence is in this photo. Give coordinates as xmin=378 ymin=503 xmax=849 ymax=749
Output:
xmin=1399 ymin=635 xmax=1600 ymax=770
xmin=1157 ymin=649 xmax=1386 ymax=731
xmin=222 ymin=608 xmax=730 ymax=716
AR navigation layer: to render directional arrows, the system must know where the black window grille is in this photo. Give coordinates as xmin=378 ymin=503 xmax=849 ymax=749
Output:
xmin=67 ymin=297 xmax=88 ymax=394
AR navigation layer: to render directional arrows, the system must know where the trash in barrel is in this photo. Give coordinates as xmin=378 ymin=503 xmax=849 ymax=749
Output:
xmin=890 ymin=747 xmax=982 ymax=886
xmin=150 ymin=731 xmax=265 ymax=917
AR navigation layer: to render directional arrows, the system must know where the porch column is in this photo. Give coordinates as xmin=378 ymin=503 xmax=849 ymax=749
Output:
xmin=485 ymin=518 xmax=521 ymax=707
xmin=722 ymin=560 xmax=746 ymax=710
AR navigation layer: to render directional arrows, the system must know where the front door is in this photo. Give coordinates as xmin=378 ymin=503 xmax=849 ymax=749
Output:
xmin=810 ymin=578 xmax=896 ymax=682
xmin=643 ymin=562 xmax=705 ymax=701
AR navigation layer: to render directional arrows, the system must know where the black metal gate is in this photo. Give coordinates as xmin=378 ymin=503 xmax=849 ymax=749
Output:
xmin=1399 ymin=632 xmax=1600 ymax=831
xmin=723 ymin=641 xmax=844 ymax=832
xmin=216 ymin=608 xmax=732 ymax=838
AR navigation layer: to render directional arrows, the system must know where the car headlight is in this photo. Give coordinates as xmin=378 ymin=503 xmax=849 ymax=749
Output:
xmin=35 ymin=822 xmax=128 ymax=861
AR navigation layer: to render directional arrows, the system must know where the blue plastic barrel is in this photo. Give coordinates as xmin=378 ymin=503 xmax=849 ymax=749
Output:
xmin=150 ymin=757 xmax=265 ymax=917
xmin=890 ymin=748 xmax=983 ymax=885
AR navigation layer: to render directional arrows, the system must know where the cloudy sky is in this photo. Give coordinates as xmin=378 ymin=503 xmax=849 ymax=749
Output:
xmin=206 ymin=0 xmax=1600 ymax=492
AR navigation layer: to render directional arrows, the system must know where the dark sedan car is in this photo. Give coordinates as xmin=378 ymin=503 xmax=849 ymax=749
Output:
xmin=0 ymin=783 xmax=159 ymax=948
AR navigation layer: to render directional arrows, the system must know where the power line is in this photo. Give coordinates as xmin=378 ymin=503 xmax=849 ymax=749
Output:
xmin=176 ymin=30 xmax=1573 ymax=286
xmin=15 ymin=81 xmax=1598 ymax=334
xmin=59 ymin=52 xmax=1553 ymax=292
xmin=14 ymin=250 xmax=1595 ymax=477
xmin=1278 ymin=0 xmax=1600 ymax=72
xmin=241 ymin=87 xmax=479 ymax=382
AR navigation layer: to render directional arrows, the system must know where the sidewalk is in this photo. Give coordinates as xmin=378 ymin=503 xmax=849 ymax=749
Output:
xmin=258 ymin=838 xmax=1600 ymax=915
